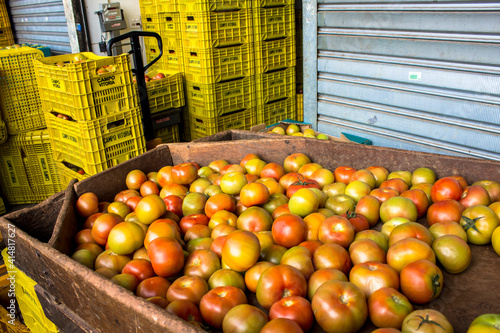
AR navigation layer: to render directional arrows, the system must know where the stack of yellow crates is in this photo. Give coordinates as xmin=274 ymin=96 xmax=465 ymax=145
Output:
xmin=0 ymin=46 xmax=62 ymax=205
xmin=254 ymin=0 xmax=297 ymax=125
xmin=0 ymin=0 xmax=14 ymax=48
xmin=33 ymin=52 xmax=146 ymax=188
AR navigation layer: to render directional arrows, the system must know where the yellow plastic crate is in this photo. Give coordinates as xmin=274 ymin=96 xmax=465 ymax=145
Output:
xmin=45 ymin=107 xmax=146 ymax=175
xmin=0 ymin=46 xmax=45 ymax=134
xmin=186 ymin=76 xmax=256 ymax=118
xmin=155 ymin=123 xmax=180 ymax=143
xmin=187 ymin=107 xmax=256 ymax=140
xmin=158 ymin=12 xmax=182 ymax=49
xmin=181 ymin=9 xmax=253 ymax=49
xmin=256 ymin=67 xmax=296 ymax=105
xmin=254 ymin=0 xmax=294 ymax=7
xmin=2 ymin=249 xmax=59 ymax=333
xmin=0 ymin=1 xmax=10 ymax=29
xmin=142 ymin=70 xmax=185 ymax=114
xmin=254 ymin=37 xmax=296 ymax=74
xmin=0 ymin=196 xmax=5 ymax=215
xmin=0 ymin=305 xmax=31 ymax=333
xmin=296 ymin=91 xmax=303 ymax=122
xmin=138 ymin=0 xmax=159 ymax=14
xmin=184 ymin=43 xmax=254 ymax=84
xmin=142 ymin=13 xmax=160 ymax=32
xmin=253 ymin=5 xmax=295 ymax=42
xmin=0 ymin=119 xmax=6 ymax=144
xmin=34 ymin=52 xmax=137 ymax=121
xmin=157 ymin=0 xmax=177 ymax=13
xmin=178 ymin=0 xmax=250 ymax=12
xmin=0 ymin=27 xmax=14 ymax=47
xmin=257 ymin=96 xmax=296 ymax=125
xmin=0 ymin=129 xmax=62 ymax=205
xmin=55 ymin=160 xmax=90 ymax=189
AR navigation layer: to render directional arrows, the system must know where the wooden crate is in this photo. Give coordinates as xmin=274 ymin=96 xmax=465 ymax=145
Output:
xmin=1 ymin=133 xmax=500 ymax=333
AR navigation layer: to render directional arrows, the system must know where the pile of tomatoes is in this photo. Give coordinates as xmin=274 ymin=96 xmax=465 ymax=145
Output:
xmin=72 ymin=153 xmax=500 ymax=333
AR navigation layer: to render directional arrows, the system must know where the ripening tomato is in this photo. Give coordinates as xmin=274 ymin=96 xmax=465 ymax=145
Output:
xmin=313 ymin=243 xmax=352 ymax=275
xmin=199 ymin=286 xmax=247 ymax=329
xmin=341 ymin=210 xmax=369 ymax=233
xmin=473 ymin=180 xmax=500 ymax=202
xmin=179 ymin=213 xmax=209 ymax=235
xmin=354 ymin=229 xmax=389 ymax=252
xmin=459 ymin=185 xmax=491 ymax=208
xmin=208 ymin=268 xmax=245 ymax=291
xmin=260 ymin=244 xmax=287 ymax=264
xmin=386 ymin=238 xmax=436 ymax=273
xmin=204 ymin=193 xmax=235 ymax=218
xmin=400 ymin=188 xmax=429 ymax=219
xmin=311 ymin=280 xmax=368 ymax=333
xmin=107 ymin=222 xmax=145 ymax=255
xmin=286 ymin=179 xmax=321 ymax=198
xmin=411 ymin=167 xmax=436 ymax=186
xmin=467 ymin=313 xmax=500 ymax=333
xmin=166 ymin=300 xmax=202 ymax=323
xmin=167 ymin=275 xmax=209 ymax=306
xmin=240 ymin=182 xmax=270 ymax=207
xmin=76 ymin=192 xmax=99 ymax=218
xmin=349 ymin=169 xmax=377 ymax=189
xmin=135 ymin=195 xmax=167 ymax=225
xmin=370 ymin=187 xmax=400 ymax=204
xmin=244 ymin=159 xmax=267 ymax=176
xmin=318 ymin=215 xmax=355 ymax=248
xmin=349 ymin=261 xmax=399 ymax=297
xmin=221 ymin=230 xmax=260 ymax=272
xmin=260 ymin=318 xmax=301 ymax=333
xmin=184 ymin=249 xmax=221 ymax=281
xmin=367 ymin=166 xmax=390 ymax=188
xmin=310 ymin=168 xmax=335 ymax=189
xmin=91 ymin=213 xmax=123 ymax=245
xmin=355 ymin=195 xmax=381 ymax=227
xmin=94 ymin=250 xmax=130 ymax=272
xmin=368 ymin=287 xmax=413 ymax=329
xmin=427 ymin=199 xmax=464 ymax=226
xmin=380 ymin=197 xmax=418 ymax=223
xmin=147 ymin=237 xmax=184 ymax=278
xmin=222 ymin=304 xmax=269 ymax=333
xmin=380 ymin=178 xmax=409 ymax=194
xmin=349 ymin=239 xmax=386 ymax=265
xmin=432 ymin=234 xmax=471 ymax=274
xmin=388 ymin=222 xmax=434 ymax=247
xmin=122 ymin=259 xmax=155 ymax=282
xmin=279 ymin=172 xmax=306 ymax=191
xmin=171 ymin=162 xmax=198 ymax=185
xmin=400 ymin=259 xmax=443 ymax=304
xmin=256 ymin=264 xmax=308 ymax=310
xmin=260 ymin=162 xmax=286 ymax=181
xmin=431 ymin=177 xmax=463 ymax=202
xmin=307 ymin=268 xmax=348 ymax=301
xmin=111 ymin=273 xmax=139 ymax=292
xmin=402 ymin=309 xmax=453 ymax=333
xmin=460 ymin=205 xmax=500 ymax=245
xmin=283 ymin=153 xmax=311 ymax=173
xmin=126 ymin=170 xmax=147 ymax=190
xmin=244 ymin=261 xmax=275 ymax=293
xmin=280 ymin=246 xmax=314 ymax=280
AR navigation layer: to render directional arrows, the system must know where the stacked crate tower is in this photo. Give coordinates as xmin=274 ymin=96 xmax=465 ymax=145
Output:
xmin=139 ymin=0 xmax=186 ymax=144
xmin=0 ymin=44 xmax=62 ymax=206
xmin=254 ymin=0 xmax=297 ymax=126
xmin=0 ymin=0 xmax=14 ymax=48
xmin=33 ymin=52 xmax=146 ymax=188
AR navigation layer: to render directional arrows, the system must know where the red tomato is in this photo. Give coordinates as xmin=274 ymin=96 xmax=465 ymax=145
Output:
xmin=126 ymin=170 xmax=147 ymax=190
xmin=272 ymin=214 xmax=308 ymax=248
xmin=167 ymin=275 xmax=209 ymax=306
xmin=431 ymin=177 xmax=463 ymax=202
xmin=179 ymin=214 xmax=209 ymax=235
xmin=171 ymin=162 xmax=198 ymax=185
xmin=122 ymin=259 xmax=155 ymax=282
xmin=370 ymin=187 xmax=400 ymax=203
xmin=313 ymin=243 xmax=352 ymax=275
xmin=204 ymin=193 xmax=236 ymax=218
xmin=349 ymin=169 xmax=377 ymax=189
xmin=380 ymin=178 xmax=409 ymax=194
xmin=368 ymin=287 xmax=413 ymax=329
xmin=269 ymin=296 xmax=314 ymax=332
xmin=473 ymin=180 xmax=500 ymax=202
xmin=144 ymin=218 xmax=182 ymax=249
xmin=256 ymin=264 xmax=308 ymax=310
xmin=298 ymin=240 xmax=323 ymax=256
xmin=156 ymin=166 xmax=174 ymax=187
xmin=199 ymin=286 xmax=247 ymax=329
xmin=349 ymin=261 xmax=399 ymax=297
xmin=147 ymin=237 xmax=184 ymax=278
xmin=311 ymin=280 xmax=368 ymax=333
xmin=400 ymin=259 xmax=443 ymax=304
xmin=318 ymin=215 xmax=355 ymax=248
xmin=459 ymin=185 xmax=491 ymax=208
xmin=334 ymin=166 xmax=357 ymax=185
xmin=184 ymin=224 xmax=211 ymax=242
xmin=388 ymin=222 xmax=434 ymax=247
xmin=91 ymin=213 xmax=123 ymax=245
xmin=139 ymin=180 xmax=160 ymax=197
xmin=221 ymin=230 xmax=260 ymax=272
xmin=166 ymin=300 xmax=202 ymax=323
xmin=136 ymin=276 xmax=171 ymax=299
xmin=341 ymin=210 xmax=369 ymax=233
xmin=260 ymin=162 xmax=286 ymax=181
xmin=183 ymin=249 xmax=221 ymax=281
xmin=426 ymin=199 xmax=464 ymax=226
xmin=400 ymin=188 xmax=429 ymax=219
xmin=286 ymin=179 xmax=321 ymax=198
xmin=279 ymin=172 xmax=306 ymax=191
xmin=260 ymin=318 xmax=302 ymax=333
xmin=354 ymin=229 xmax=389 ymax=252
xmin=239 ymin=182 xmax=270 ymax=207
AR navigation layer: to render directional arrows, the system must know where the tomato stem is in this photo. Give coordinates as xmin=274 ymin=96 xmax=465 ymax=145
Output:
xmin=432 ymin=274 xmax=441 ymax=297
xmin=461 ymin=215 xmax=484 ymax=234
xmin=414 ymin=314 xmax=446 ymax=331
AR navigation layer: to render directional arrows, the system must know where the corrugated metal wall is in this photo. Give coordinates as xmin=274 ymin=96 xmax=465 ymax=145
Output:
xmin=8 ymin=0 xmax=72 ymax=54
xmin=303 ymin=0 xmax=500 ymax=161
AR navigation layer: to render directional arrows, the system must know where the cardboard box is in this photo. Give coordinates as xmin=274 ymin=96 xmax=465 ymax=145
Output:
xmin=1 ymin=134 xmax=500 ymax=332
xmin=250 ymin=120 xmax=373 ymax=145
